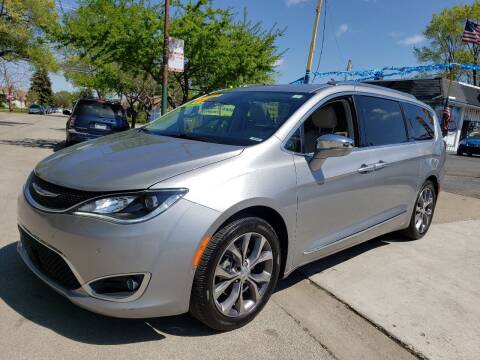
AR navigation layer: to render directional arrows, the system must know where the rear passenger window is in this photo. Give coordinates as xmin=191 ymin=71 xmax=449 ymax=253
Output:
xmin=402 ymin=103 xmax=435 ymax=141
xmin=357 ymin=96 xmax=408 ymax=146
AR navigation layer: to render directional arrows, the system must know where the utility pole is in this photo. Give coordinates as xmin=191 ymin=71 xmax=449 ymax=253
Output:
xmin=345 ymin=59 xmax=352 ymax=81
xmin=161 ymin=0 xmax=170 ymax=115
xmin=304 ymin=0 xmax=324 ymax=84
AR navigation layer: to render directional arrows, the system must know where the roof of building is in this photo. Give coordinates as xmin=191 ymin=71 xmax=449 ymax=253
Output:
xmin=366 ymin=77 xmax=480 ymax=108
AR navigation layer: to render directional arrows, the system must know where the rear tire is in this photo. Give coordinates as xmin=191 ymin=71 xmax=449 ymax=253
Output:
xmin=403 ymin=180 xmax=437 ymax=240
xmin=190 ymin=217 xmax=281 ymax=331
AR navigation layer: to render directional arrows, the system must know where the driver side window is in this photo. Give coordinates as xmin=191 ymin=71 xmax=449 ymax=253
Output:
xmin=285 ymin=96 xmax=357 ymax=154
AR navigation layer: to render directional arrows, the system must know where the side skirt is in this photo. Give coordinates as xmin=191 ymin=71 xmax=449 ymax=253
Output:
xmin=284 ymin=211 xmax=408 ymax=277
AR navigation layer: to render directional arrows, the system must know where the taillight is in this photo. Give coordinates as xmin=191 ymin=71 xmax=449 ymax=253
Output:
xmin=69 ymin=115 xmax=76 ymax=128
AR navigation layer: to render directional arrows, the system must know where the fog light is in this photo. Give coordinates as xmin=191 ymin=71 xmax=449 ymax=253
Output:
xmin=89 ymin=274 xmax=145 ymax=296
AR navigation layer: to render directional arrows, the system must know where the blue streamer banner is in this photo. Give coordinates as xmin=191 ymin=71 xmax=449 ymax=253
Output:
xmin=291 ymin=63 xmax=480 ymax=84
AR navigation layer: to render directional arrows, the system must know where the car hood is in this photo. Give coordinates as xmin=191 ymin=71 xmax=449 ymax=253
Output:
xmin=35 ymin=129 xmax=244 ymax=191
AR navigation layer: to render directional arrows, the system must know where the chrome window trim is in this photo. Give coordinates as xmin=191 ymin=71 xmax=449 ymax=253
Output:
xmin=281 ymin=91 xmax=357 ymax=156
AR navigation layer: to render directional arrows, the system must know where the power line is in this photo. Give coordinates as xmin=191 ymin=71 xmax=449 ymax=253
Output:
xmin=312 ymin=0 xmax=327 ymax=82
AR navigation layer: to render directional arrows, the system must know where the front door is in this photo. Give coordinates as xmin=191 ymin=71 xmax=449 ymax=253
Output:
xmin=290 ymin=96 xmax=379 ymax=265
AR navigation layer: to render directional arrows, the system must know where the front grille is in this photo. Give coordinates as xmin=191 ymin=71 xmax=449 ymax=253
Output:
xmin=20 ymin=227 xmax=81 ymax=290
xmin=28 ymin=173 xmax=106 ymax=210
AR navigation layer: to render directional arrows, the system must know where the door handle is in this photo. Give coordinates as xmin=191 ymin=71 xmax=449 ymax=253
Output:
xmin=357 ymin=164 xmax=375 ymax=174
xmin=374 ymin=160 xmax=388 ymax=171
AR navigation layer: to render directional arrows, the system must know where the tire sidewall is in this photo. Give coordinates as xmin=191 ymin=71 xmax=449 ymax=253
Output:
xmin=192 ymin=217 xmax=281 ymax=330
xmin=409 ymin=181 xmax=437 ymax=239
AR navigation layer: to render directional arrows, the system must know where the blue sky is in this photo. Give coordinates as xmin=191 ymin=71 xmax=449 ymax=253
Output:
xmin=51 ymin=0 xmax=466 ymax=91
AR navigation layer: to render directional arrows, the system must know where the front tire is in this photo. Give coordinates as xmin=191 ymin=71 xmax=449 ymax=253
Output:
xmin=403 ymin=180 xmax=437 ymax=240
xmin=190 ymin=217 xmax=281 ymax=331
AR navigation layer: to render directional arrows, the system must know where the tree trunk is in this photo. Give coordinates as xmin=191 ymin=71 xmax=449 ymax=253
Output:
xmin=131 ymin=111 xmax=137 ymax=128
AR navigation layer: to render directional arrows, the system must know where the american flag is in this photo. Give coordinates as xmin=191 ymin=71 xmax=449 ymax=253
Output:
xmin=462 ymin=20 xmax=480 ymax=44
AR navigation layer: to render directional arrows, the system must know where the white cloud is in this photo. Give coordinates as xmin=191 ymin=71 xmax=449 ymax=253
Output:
xmin=336 ymin=24 xmax=349 ymax=37
xmin=274 ymin=58 xmax=284 ymax=68
xmin=388 ymin=31 xmax=403 ymax=38
xmin=285 ymin=0 xmax=309 ymax=7
xmin=398 ymin=34 xmax=426 ymax=46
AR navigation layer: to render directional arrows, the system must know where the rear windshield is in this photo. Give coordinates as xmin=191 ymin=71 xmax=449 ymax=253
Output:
xmin=74 ymin=100 xmax=125 ymax=119
xmin=30 ymin=105 xmax=41 ymax=108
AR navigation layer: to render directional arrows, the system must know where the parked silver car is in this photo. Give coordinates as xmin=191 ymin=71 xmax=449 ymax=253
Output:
xmin=17 ymin=83 xmax=445 ymax=330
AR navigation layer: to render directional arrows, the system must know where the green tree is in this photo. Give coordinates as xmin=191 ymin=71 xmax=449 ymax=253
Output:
xmin=54 ymin=90 xmax=73 ymax=108
xmin=415 ymin=1 xmax=480 ymax=84
xmin=58 ymin=0 xmax=284 ymax=108
xmin=29 ymin=68 xmax=54 ymax=105
xmin=169 ymin=3 xmax=284 ymax=106
xmin=71 ymin=88 xmax=94 ymax=105
xmin=0 ymin=0 xmax=59 ymax=69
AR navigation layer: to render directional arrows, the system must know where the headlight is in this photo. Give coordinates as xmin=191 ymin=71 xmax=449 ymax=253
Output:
xmin=73 ymin=189 xmax=188 ymax=224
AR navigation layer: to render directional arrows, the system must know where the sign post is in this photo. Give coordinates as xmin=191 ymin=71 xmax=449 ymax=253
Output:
xmin=161 ymin=0 xmax=170 ymax=116
xmin=7 ymin=85 xmax=13 ymax=112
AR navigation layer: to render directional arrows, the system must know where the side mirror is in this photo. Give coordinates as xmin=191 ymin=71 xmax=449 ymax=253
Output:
xmin=314 ymin=134 xmax=354 ymax=160
xmin=441 ymin=128 xmax=448 ymax=137
xmin=63 ymin=109 xmax=71 ymax=116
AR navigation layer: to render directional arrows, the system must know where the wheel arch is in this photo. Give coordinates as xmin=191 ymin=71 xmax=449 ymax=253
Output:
xmin=207 ymin=204 xmax=290 ymax=278
xmin=425 ymin=174 xmax=439 ymax=195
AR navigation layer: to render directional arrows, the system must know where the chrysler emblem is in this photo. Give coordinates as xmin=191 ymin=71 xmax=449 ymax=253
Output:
xmin=32 ymin=182 xmax=60 ymax=198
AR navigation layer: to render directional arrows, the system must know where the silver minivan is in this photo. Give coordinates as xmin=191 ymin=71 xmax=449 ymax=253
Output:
xmin=17 ymin=83 xmax=445 ymax=330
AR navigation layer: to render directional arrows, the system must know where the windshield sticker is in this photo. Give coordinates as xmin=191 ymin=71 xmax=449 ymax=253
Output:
xmin=292 ymin=94 xmax=304 ymax=99
xmin=184 ymin=93 xmax=223 ymax=108
xmin=193 ymin=93 xmax=223 ymax=104
xmin=249 ymin=137 xmax=263 ymax=142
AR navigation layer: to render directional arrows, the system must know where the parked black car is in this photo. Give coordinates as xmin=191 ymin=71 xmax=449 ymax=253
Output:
xmin=28 ymin=104 xmax=46 ymax=115
xmin=65 ymin=99 xmax=130 ymax=145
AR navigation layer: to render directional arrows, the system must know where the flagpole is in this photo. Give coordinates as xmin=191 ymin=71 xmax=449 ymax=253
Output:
xmin=442 ymin=64 xmax=457 ymax=136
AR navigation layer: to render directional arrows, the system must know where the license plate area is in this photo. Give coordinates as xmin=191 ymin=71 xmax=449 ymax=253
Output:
xmin=93 ymin=123 xmax=108 ymax=130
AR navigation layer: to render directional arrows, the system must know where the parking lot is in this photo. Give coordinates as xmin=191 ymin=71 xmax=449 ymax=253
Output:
xmin=1 ymin=112 xmax=480 ymax=360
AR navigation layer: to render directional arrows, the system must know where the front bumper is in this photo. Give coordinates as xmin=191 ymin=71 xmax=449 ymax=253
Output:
xmin=17 ymin=192 xmax=220 ymax=318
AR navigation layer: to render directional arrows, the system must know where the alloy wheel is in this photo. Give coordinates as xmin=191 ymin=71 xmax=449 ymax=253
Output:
xmin=415 ymin=187 xmax=434 ymax=234
xmin=212 ymin=232 xmax=273 ymax=318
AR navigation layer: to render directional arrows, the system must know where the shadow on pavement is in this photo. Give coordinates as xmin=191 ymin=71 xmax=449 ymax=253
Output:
xmin=0 ymin=138 xmax=65 ymax=152
xmin=0 ymin=121 xmax=28 ymax=126
xmin=0 ymin=242 xmax=215 ymax=345
xmin=276 ymin=232 xmax=407 ymax=292
xmin=0 ymin=232 xmax=408 ymax=344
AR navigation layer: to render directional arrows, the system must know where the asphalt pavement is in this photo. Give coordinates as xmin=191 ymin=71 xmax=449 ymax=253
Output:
xmin=443 ymin=153 xmax=480 ymax=199
xmin=1 ymin=112 xmax=479 ymax=360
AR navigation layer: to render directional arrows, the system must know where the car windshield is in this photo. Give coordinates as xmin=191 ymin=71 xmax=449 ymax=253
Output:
xmin=75 ymin=100 xmax=125 ymax=119
xmin=467 ymin=131 xmax=480 ymax=139
xmin=143 ymin=91 xmax=312 ymax=146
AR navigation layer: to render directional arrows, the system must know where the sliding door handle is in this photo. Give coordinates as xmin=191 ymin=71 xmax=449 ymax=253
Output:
xmin=357 ymin=164 xmax=375 ymax=174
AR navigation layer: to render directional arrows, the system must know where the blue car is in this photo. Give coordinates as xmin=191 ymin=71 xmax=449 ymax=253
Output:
xmin=28 ymin=104 xmax=46 ymax=115
xmin=65 ymin=99 xmax=130 ymax=145
xmin=457 ymin=131 xmax=480 ymax=156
